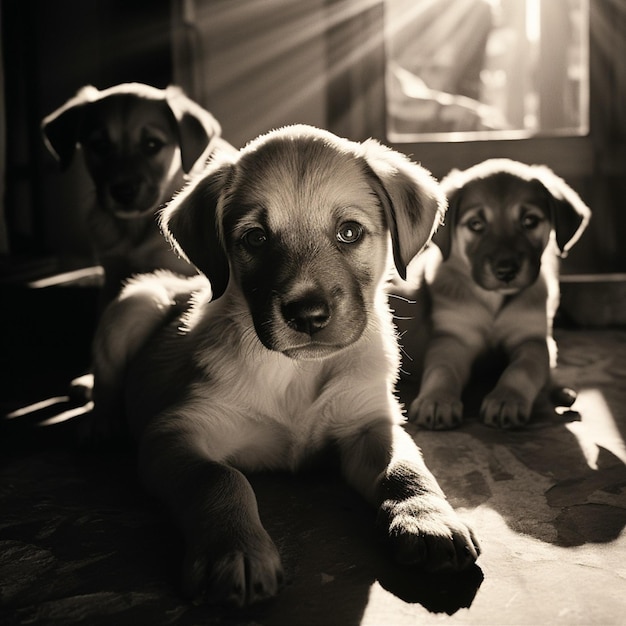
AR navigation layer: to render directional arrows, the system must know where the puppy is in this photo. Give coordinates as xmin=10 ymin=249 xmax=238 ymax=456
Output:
xmin=90 ymin=125 xmax=480 ymax=606
xmin=393 ymin=158 xmax=590 ymax=430
xmin=42 ymin=82 xmax=236 ymax=304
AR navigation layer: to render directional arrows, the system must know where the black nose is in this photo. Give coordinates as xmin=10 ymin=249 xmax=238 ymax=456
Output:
xmin=492 ymin=257 xmax=521 ymax=283
xmin=281 ymin=297 xmax=330 ymax=335
xmin=110 ymin=180 xmax=140 ymax=206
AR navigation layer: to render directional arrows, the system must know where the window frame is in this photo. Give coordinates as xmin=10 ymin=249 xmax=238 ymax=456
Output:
xmin=326 ymin=0 xmax=596 ymax=180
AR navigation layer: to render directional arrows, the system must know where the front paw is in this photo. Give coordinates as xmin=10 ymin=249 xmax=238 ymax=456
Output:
xmin=378 ymin=495 xmax=480 ymax=571
xmin=408 ymin=393 xmax=463 ymax=430
xmin=182 ymin=526 xmax=284 ymax=607
xmin=481 ymin=387 xmax=533 ymax=428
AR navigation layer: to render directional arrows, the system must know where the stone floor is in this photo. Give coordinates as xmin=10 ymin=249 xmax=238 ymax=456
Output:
xmin=1 ymin=285 xmax=625 ymax=625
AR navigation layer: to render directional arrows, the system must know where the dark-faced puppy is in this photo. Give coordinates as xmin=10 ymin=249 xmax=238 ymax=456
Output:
xmin=42 ymin=83 xmax=236 ymax=304
xmin=393 ymin=158 xmax=590 ymax=430
xmin=89 ymin=125 xmax=479 ymax=606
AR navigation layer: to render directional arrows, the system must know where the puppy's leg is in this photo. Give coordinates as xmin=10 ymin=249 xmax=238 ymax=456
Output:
xmin=408 ymin=334 xmax=480 ymax=429
xmin=340 ymin=421 xmax=479 ymax=571
xmin=481 ymin=338 xmax=550 ymax=428
xmin=138 ymin=425 xmax=284 ymax=607
xmin=547 ymin=334 xmax=577 ymax=408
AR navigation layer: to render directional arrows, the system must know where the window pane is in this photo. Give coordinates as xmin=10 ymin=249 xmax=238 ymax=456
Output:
xmin=385 ymin=0 xmax=589 ymax=142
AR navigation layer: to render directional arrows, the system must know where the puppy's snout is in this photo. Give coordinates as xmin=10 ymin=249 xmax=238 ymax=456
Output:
xmin=281 ymin=296 xmax=330 ymax=336
xmin=492 ymin=256 xmax=521 ymax=283
xmin=110 ymin=179 xmax=140 ymax=206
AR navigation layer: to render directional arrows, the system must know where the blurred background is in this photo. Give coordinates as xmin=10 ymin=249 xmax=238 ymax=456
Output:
xmin=0 ymin=0 xmax=624 ymax=281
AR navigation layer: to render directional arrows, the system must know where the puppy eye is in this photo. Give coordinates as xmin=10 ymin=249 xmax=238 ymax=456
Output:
xmin=466 ymin=217 xmax=486 ymax=233
xmin=242 ymin=228 xmax=268 ymax=249
xmin=336 ymin=221 xmax=363 ymax=244
xmin=521 ymin=214 xmax=542 ymax=230
xmin=142 ymin=137 xmax=165 ymax=156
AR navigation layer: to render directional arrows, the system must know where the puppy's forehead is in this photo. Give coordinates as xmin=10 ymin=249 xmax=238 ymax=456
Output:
xmin=459 ymin=174 xmax=549 ymax=217
xmin=83 ymin=95 xmax=176 ymax=139
xmin=230 ymin=138 xmax=379 ymax=228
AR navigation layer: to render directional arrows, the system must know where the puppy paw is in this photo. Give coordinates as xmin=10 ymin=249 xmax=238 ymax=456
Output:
xmin=408 ymin=393 xmax=463 ymax=430
xmin=183 ymin=528 xmax=284 ymax=607
xmin=481 ymin=388 xmax=533 ymax=428
xmin=378 ymin=495 xmax=480 ymax=571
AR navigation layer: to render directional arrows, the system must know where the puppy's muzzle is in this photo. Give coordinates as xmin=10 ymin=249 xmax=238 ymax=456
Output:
xmin=491 ymin=254 xmax=521 ymax=283
xmin=110 ymin=178 xmax=141 ymax=207
xmin=106 ymin=176 xmax=158 ymax=218
xmin=281 ymin=294 xmax=330 ymax=336
xmin=260 ymin=281 xmax=365 ymax=360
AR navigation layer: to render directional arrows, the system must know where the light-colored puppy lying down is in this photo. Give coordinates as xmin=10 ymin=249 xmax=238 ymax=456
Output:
xmin=89 ymin=125 xmax=480 ymax=606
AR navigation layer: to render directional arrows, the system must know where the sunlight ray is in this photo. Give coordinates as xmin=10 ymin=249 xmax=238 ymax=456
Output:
xmin=6 ymin=396 xmax=70 ymax=419
xmin=39 ymin=401 xmax=94 ymax=427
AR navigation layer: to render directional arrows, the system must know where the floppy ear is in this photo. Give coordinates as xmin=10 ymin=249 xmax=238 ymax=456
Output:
xmin=41 ymin=85 xmax=100 ymax=170
xmin=531 ymin=165 xmax=591 ymax=255
xmin=160 ymin=161 xmax=234 ymax=299
xmin=433 ymin=168 xmax=465 ymax=259
xmin=360 ymin=139 xmax=446 ymax=279
xmin=165 ymin=86 xmax=224 ymax=174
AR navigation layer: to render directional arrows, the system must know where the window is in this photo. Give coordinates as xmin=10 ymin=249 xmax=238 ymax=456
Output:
xmin=385 ymin=0 xmax=589 ymax=142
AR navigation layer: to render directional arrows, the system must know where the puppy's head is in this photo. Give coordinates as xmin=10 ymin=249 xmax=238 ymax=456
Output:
xmin=162 ymin=125 xmax=445 ymax=360
xmin=436 ymin=158 xmax=591 ymax=294
xmin=42 ymin=83 xmax=223 ymax=219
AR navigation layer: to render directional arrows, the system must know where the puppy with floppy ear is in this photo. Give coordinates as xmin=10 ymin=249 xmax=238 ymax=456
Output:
xmin=90 ymin=125 xmax=479 ymax=606
xmin=393 ymin=158 xmax=590 ymax=430
xmin=42 ymin=82 xmax=236 ymax=305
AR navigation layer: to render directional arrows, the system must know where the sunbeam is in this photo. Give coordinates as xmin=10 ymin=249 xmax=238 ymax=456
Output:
xmin=567 ymin=388 xmax=626 ymax=469
xmin=38 ymin=401 xmax=94 ymax=427
xmin=6 ymin=396 xmax=70 ymax=419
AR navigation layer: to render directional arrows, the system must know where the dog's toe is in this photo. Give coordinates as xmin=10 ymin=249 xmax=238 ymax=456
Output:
xmin=410 ymin=394 xmax=463 ymax=430
xmin=481 ymin=388 xmax=532 ymax=429
xmin=183 ymin=536 xmax=283 ymax=606
xmin=186 ymin=551 xmax=247 ymax=606
xmin=380 ymin=496 xmax=480 ymax=571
